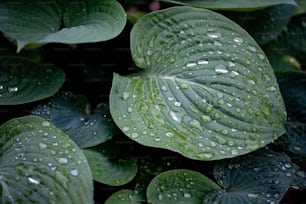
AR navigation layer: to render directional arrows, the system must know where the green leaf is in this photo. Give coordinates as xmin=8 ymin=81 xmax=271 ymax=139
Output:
xmin=110 ymin=6 xmax=287 ymax=160
xmin=82 ymin=141 xmax=137 ymax=186
xmin=295 ymin=0 xmax=306 ymax=15
xmin=226 ymin=4 xmax=295 ymax=45
xmin=277 ymin=72 xmax=306 ymax=155
xmin=0 ymin=0 xmax=126 ymax=52
xmin=146 ymin=169 xmax=220 ymax=204
xmin=161 ymin=0 xmax=297 ymax=11
xmin=205 ymin=148 xmax=306 ymax=203
xmin=0 ymin=56 xmax=65 ymax=105
xmin=32 ymin=92 xmax=118 ymax=148
xmin=0 ymin=116 xmax=93 ymax=204
xmin=105 ymin=189 xmax=135 ymax=204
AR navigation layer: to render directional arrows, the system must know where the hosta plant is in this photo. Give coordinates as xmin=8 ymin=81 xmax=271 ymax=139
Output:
xmin=0 ymin=0 xmax=306 ymax=203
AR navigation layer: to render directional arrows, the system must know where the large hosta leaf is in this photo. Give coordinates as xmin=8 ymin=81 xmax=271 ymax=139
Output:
xmin=0 ymin=0 xmax=126 ymax=52
xmin=147 ymin=169 xmax=220 ymax=204
xmin=204 ymin=148 xmax=306 ymax=203
xmin=110 ymin=6 xmax=286 ymax=160
xmin=161 ymin=0 xmax=297 ymax=11
xmin=32 ymin=93 xmax=118 ymax=148
xmin=0 ymin=116 xmax=93 ymax=203
xmin=0 ymin=56 xmax=65 ymax=105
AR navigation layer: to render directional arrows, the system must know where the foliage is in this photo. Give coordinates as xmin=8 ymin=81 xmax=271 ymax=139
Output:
xmin=0 ymin=0 xmax=306 ymax=203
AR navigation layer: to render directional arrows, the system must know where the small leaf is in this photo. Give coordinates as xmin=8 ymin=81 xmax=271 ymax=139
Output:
xmin=82 ymin=141 xmax=137 ymax=186
xmin=32 ymin=92 xmax=118 ymax=148
xmin=105 ymin=189 xmax=135 ymax=204
xmin=0 ymin=116 xmax=93 ymax=203
xmin=146 ymin=169 xmax=220 ymax=204
xmin=204 ymin=148 xmax=306 ymax=204
xmin=0 ymin=0 xmax=126 ymax=52
xmin=110 ymin=6 xmax=286 ymax=160
xmin=161 ymin=0 xmax=297 ymax=11
xmin=0 ymin=56 xmax=65 ymax=105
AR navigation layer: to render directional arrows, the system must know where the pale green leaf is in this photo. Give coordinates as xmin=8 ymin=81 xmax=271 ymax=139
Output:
xmin=0 ymin=56 xmax=65 ymax=105
xmin=161 ymin=0 xmax=297 ymax=11
xmin=146 ymin=169 xmax=220 ymax=204
xmin=110 ymin=6 xmax=286 ymax=160
xmin=0 ymin=116 xmax=93 ymax=204
xmin=105 ymin=189 xmax=135 ymax=204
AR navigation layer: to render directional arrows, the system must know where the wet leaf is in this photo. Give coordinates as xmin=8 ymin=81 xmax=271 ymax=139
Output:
xmin=0 ymin=0 xmax=126 ymax=52
xmin=0 ymin=116 xmax=93 ymax=203
xmin=161 ymin=0 xmax=297 ymax=11
xmin=82 ymin=141 xmax=137 ymax=186
xmin=0 ymin=56 xmax=65 ymax=105
xmin=110 ymin=6 xmax=286 ymax=160
xmin=146 ymin=169 xmax=220 ymax=204
xmin=32 ymin=93 xmax=118 ymax=148
xmin=105 ymin=189 xmax=135 ymax=204
xmin=204 ymin=148 xmax=306 ymax=204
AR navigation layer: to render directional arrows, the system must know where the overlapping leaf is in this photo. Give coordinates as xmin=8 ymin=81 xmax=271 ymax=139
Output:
xmin=0 ymin=0 xmax=126 ymax=52
xmin=105 ymin=189 xmax=135 ymax=204
xmin=110 ymin=6 xmax=286 ymax=160
xmin=204 ymin=148 xmax=306 ymax=203
xmin=0 ymin=116 xmax=93 ymax=203
xmin=82 ymin=141 xmax=137 ymax=186
xmin=0 ymin=56 xmax=65 ymax=105
xmin=161 ymin=0 xmax=297 ymax=11
xmin=146 ymin=169 xmax=220 ymax=204
xmin=32 ymin=93 xmax=118 ymax=148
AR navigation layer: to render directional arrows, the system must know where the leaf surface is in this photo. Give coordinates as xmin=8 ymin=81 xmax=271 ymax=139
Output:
xmin=0 ymin=116 xmax=93 ymax=204
xmin=0 ymin=0 xmax=126 ymax=52
xmin=110 ymin=6 xmax=286 ymax=160
xmin=204 ymin=148 xmax=306 ymax=204
xmin=32 ymin=93 xmax=118 ymax=148
xmin=0 ymin=56 xmax=65 ymax=105
xmin=161 ymin=0 xmax=297 ymax=11
xmin=147 ymin=169 xmax=220 ymax=204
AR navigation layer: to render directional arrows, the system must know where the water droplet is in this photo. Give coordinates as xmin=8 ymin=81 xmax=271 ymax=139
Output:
xmin=248 ymin=80 xmax=256 ymax=85
xmin=214 ymin=41 xmax=222 ymax=46
xmin=258 ymin=53 xmax=265 ymax=60
xmin=228 ymin=62 xmax=235 ymax=67
xmin=122 ymin=92 xmax=130 ymax=100
xmin=169 ymin=111 xmax=182 ymax=123
xmin=248 ymin=193 xmax=259 ymax=198
xmin=8 ymin=86 xmax=18 ymax=93
xmin=165 ymin=132 xmax=174 ymax=137
xmin=158 ymin=194 xmax=163 ymax=201
xmin=28 ymin=177 xmax=40 ymax=185
xmin=127 ymin=107 xmax=133 ymax=113
xmin=122 ymin=127 xmax=130 ymax=132
xmin=183 ymin=192 xmax=191 ymax=198
xmin=221 ymin=129 xmax=228 ymax=135
xmin=231 ymin=149 xmax=239 ymax=155
xmin=247 ymin=46 xmax=257 ymax=52
xmin=201 ymin=115 xmax=212 ymax=123
xmin=180 ymin=83 xmax=189 ymax=89
xmin=0 ymin=85 xmax=3 ymax=89
xmin=189 ymin=119 xmax=202 ymax=131
xmin=70 ymin=169 xmax=78 ymax=176
xmin=131 ymin=132 xmax=139 ymax=138
xmin=197 ymin=59 xmax=208 ymax=65
xmin=42 ymin=121 xmax=50 ymax=127
xmin=174 ymin=101 xmax=181 ymax=107
xmin=161 ymin=85 xmax=168 ymax=91
xmin=207 ymin=32 xmax=222 ymax=38
xmin=230 ymin=71 xmax=239 ymax=77
xmin=58 ymin=157 xmax=68 ymax=164
xmin=233 ymin=37 xmax=244 ymax=43
xmin=39 ymin=143 xmax=47 ymax=149
xmin=186 ymin=62 xmax=197 ymax=68
xmin=267 ymin=86 xmax=276 ymax=92
xmin=215 ymin=64 xmax=229 ymax=74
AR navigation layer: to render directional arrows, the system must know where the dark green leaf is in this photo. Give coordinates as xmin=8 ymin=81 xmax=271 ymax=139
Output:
xmin=32 ymin=93 xmax=118 ymax=148
xmin=110 ymin=6 xmax=286 ymax=160
xmin=0 ymin=56 xmax=65 ymax=105
xmin=105 ymin=189 xmax=135 ymax=204
xmin=161 ymin=0 xmax=297 ymax=11
xmin=0 ymin=116 xmax=93 ymax=203
xmin=226 ymin=4 xmax=295 ymax=44
xmin=146 ymin=169 xmax=220 ymax=204
xmin=82 ymin=142 xmax=137 ymax=186
xmin=0 ymin=0 xmax=126 ymax=52
xmin=277 ymin=72 xmax=306 ymax=155
xmin=204 ymin=148 xmax=306 ymax=204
